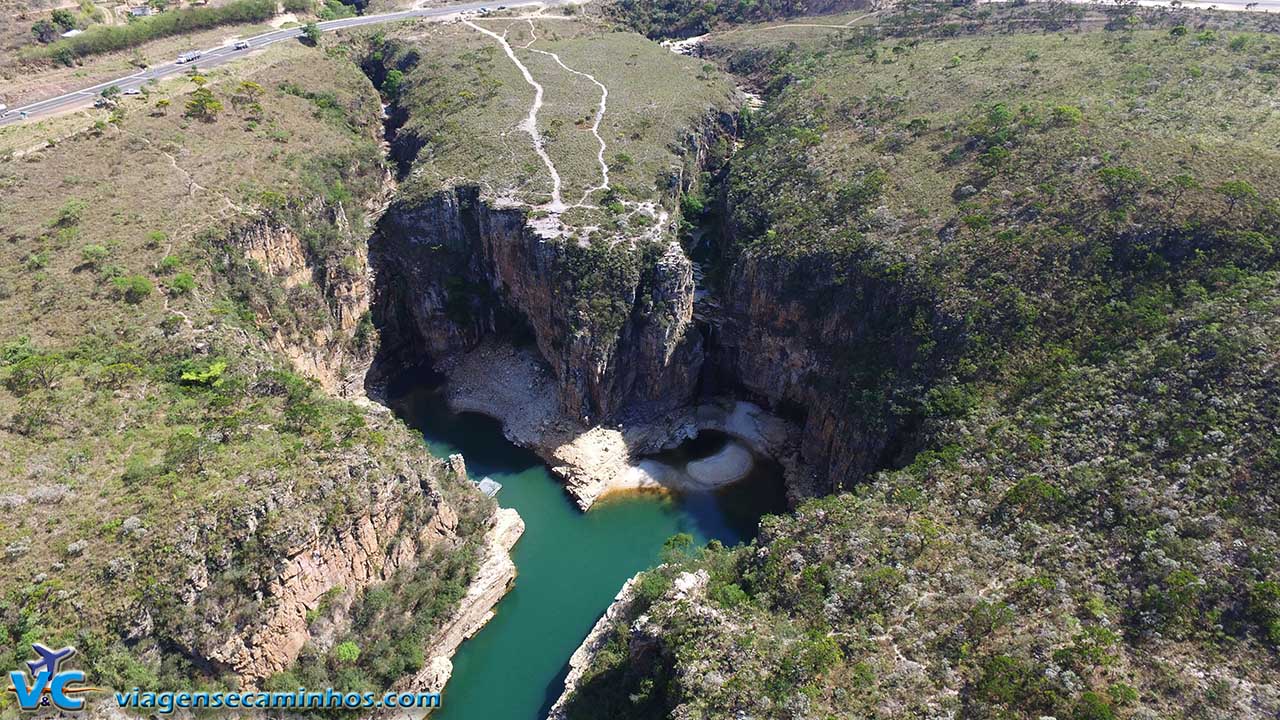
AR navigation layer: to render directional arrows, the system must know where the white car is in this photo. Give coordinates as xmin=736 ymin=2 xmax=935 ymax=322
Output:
xmin=234 ymin=40 xmax=250 ymax=50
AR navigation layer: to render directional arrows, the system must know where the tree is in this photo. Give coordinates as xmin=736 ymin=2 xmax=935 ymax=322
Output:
xmin=1098 ymin=165 xmax=1148 ymax=207
xmin=153 ymin=98 xmax=171 ymax=116
xmin=1217 ymin=179 xmax=1259 ymax=214
xmin=51 ymin=9 xmax=76 ymax=30
xmin=1168 ymin=172 xmax=1199 ymax=209
xmin=184 ymin=87 xmax=222 ymax=121
xmin=230 ymin=80 xmax=264 ymax=112
xmin=31 ymin=20 xmax=58 ymax=43
xmin=3 ymin=354 xmax=64 ymax=395
xmin=381 ymin=69 xmax=404 ymax=99
xmin=301 ymin=22 xmax=320 ymax=46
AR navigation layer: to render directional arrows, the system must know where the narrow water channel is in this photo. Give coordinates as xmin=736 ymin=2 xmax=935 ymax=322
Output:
xmin=386 ymin=367 xmax=786 ymax=720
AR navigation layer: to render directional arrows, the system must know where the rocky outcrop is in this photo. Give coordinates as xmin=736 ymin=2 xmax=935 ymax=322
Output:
xmin=707 ymin=242 xmax=943 ymax=495
xmin=164 ymin=449 xmax=477 ymax=688
xmin=385 ymin=506 xmax=524 ymax=706
xmin=199 ymin=491 xmax=458 ymax=683
xmin=547 ymin=570 xmax=710 ymax=720
xmin=373 ymin=189 xmax=703 ymax=423
xmin=233 ymin=188 xmax=389 ymax=396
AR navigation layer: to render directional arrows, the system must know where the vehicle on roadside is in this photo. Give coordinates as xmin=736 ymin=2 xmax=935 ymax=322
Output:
xmin=176 ymin=51 xmax=202 ymax=64
xmin=234 ymin=40 xmax=250 ymax=50
xmin=123 ymin=88 xmax=141 ymax=95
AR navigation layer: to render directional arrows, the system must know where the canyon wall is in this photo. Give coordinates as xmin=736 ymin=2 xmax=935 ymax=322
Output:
xmin=707 ymin=245 xmax=943 ymax=493
xmin=160 ymin=450 xmax=482 ymax=687
xmin=373 ymin=188 xmax=703 ymax=423
xmin=372 ymin=178 xmax=935 ymax=499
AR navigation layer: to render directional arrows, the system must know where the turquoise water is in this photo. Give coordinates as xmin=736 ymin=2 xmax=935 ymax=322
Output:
xmin=386 ymin=368 xmax=785 ymax=720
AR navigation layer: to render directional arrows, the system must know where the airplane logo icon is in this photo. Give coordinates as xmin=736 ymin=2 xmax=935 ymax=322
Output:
xmin=25 ymin=644 xmax=75 ymax=679
xmin=9 ymin=643 xmax=101 ymax=711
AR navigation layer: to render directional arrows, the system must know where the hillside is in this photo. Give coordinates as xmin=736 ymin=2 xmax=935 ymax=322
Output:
xmin=364 ymin=10 xmax=741 ymax=445
xmin=558 ymin=4 xmax=1280 ymax=719
xmin=0 ymin=42 xmax=496 ymax=700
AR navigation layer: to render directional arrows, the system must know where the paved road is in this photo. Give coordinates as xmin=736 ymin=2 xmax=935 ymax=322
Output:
xmin=0 ymin=0 xmax=557 ymax=126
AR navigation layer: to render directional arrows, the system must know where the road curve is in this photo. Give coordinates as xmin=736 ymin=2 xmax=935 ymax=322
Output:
xmin=0 ymin=0 xmax=562 ymax=126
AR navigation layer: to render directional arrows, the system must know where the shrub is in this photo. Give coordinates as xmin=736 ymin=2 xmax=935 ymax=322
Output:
xmin=301 ymin=22 xmax=320 ymax=46
xmin=179 ymin=360 xmax=226 ymax=388
xmin=333 ymin=641 xmax=360 ymax=664
xmin=80 ymin=244 xmax=110 ymax=268
xmin=170 ymin=272 xmax=196 ymax=295
xmin=112 ymin=274 xmax=154 ymax=303
xmin=1072 ymin=691 xmax=1116 ymax=720
xmin=51 ymin=9 xmax=76 ymax=30
xmin=381 ymin=69 xmax=405 ymax=99
xmin=710 ymin=582 xmax=749 ymax=608
xmin=32 ymin=20 xmax=58 ymax=44
xmin=53 ymin=199 xmax=87 ymax=227
xmin=1051 ymin=104 xmax=1083 ymax=126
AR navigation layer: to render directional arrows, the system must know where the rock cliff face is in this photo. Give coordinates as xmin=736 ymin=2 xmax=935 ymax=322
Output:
xmin=370 ymin=114 xmax=927 ymax=499
xmin=232 ymin=191 xmax=387 ymax=396
xmin=545 ymin=576 xmax=640 ymax=720
xmin=385 ymin=504 xmax=524 ymax=705
xmin=373 ymin=188 xmax=703 ymax=423
xmin=707 ymin=247 xmax=941 ymax=494
xmin=161 ymin=448 xmax=481 ymax=688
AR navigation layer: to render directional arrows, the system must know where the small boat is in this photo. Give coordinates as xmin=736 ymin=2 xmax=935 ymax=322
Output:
xmin=475 ymin=476 xmax=502 ymax=498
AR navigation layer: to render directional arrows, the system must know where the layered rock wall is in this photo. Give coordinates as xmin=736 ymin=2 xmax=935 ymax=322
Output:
xmin=374 ymin=189 xmax=703 ymax=423
xmin=167 ymin=455 xmax=473 ymax=687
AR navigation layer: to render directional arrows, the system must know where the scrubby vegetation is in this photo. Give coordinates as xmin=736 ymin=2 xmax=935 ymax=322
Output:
xmin=0 ymin=44 xmax=487 ymax=702
xmin=365 ymin=18 xmax=734 ymax=219
xmin=563 ymin=3 xmax=1280 ymax=718
xmin=606 ymin=0 xmax=870 ymax=39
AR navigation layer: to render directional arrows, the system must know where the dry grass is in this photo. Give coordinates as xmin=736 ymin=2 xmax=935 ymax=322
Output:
xmin=0 ymin=42 xmax=397 ymax=686
xmin=384 ymin=14 xmax=736 ymax=233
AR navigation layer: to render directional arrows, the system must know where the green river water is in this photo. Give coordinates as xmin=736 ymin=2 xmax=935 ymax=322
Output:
xmin=386 ymin=368 xmax=786 ymax=720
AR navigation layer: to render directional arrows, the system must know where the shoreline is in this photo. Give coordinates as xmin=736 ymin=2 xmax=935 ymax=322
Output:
xmin=437 ymin=340 xmax=814 ymax=510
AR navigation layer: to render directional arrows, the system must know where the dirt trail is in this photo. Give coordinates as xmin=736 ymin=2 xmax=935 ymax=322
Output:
xmin=518 ymin=18 xmax=610 ymax=207
xmin=463 ymin=18 xmax=566 ymax=211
